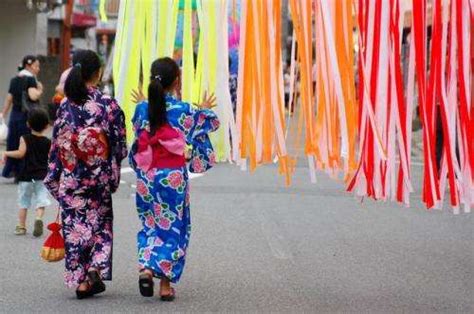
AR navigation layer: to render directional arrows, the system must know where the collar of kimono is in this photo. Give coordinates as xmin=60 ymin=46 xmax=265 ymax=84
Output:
xmin=18 ymin=69 xmax=34 ymax=77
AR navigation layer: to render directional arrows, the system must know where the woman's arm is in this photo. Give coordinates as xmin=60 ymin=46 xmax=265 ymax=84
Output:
xmin=4 ymin=137 xmax=26 ymax=159
xmin=108 ymin=99 xmax=128 ymax=193
xmin=28 ymin=81 xmax=43 ymax=101
xmin=1 ymin=93 xmax=13 ymax=118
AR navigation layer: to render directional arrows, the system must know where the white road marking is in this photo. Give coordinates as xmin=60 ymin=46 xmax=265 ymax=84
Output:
xmin=257 ymin=209 xmax=293 ymax=260
xmin=189 ymin=173 xmax=204 ymax=179
xmin=120 ymin=167 xmax=134 ymax=174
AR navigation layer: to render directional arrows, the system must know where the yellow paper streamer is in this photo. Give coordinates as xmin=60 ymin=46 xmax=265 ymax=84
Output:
xmin=114 ymin=0 xmax=179 ymax=143
xmin=99 ymin=0 xmax=108 ymax=22
xmin=181 ymin=0 xmax=194 ymax=103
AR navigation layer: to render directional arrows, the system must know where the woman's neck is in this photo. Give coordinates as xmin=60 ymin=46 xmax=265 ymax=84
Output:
xmin=164 ymin=88 xmax=175 ymax=96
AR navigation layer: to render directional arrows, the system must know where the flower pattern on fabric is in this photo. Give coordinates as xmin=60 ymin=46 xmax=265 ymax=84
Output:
xmin=44 ymin=88 xmax=127 ymax=288
xmin=159 ymin=170 xmax=185 ymax=193
xmin=129 ymin=95 xmax=219 ymax=283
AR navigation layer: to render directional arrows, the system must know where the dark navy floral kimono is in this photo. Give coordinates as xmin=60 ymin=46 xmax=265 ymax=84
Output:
xmin=129 ymin=94 xmax=219 ymax=283
xmin=44 ymin=88 xmax=127 ymax=288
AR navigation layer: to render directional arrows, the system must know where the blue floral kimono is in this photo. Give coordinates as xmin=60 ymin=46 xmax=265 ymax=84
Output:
xmin=129 ymin=94 xmax=219 ymax=283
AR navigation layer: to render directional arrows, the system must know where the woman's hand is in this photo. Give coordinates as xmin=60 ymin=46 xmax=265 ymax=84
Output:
xmin=197 ymin=92 xmax=217 ymax=110
xmin=37 ymin=81 xmax=44 ymax=92
xmin=131 ymin=88 xmax=146 ymax=104
xmin=2 ymin=94 xmax=13 ymax=117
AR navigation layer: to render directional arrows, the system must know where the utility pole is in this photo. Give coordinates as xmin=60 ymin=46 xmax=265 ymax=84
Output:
xmin=61 ymin=0 xmax=73 ymax=71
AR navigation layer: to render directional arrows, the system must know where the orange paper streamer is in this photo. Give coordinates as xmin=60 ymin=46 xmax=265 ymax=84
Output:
xmin=236 ymin=0 xmax=291 ymax=184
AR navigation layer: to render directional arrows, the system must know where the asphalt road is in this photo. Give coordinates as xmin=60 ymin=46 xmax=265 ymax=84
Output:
xmin=0 ymin=162 xmax=472 ymax=313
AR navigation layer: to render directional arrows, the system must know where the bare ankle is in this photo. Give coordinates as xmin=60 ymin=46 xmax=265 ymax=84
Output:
xmin=140 ymin=268 xmax=154 ymax=277
xmin=160 ymin=278 xmax=171 ymax=287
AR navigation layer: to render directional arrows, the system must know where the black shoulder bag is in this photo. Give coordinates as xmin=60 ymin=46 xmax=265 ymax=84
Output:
xmin=21 ymin=77 xmax=38 ymax=113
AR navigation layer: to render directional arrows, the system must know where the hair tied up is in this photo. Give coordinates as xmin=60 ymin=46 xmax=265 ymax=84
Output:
xmin=64 ymin=50 xmax=101 ymax=105
xmin=152 ymin=74 xmax=162 ymax=82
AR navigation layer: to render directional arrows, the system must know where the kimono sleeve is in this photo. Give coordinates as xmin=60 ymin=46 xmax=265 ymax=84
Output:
xmin=44 ymin=107 xmax=65 ymax=200
xmin=107 ymin=99 xmax=128 ymax=193
xmin=184 ymin=103 xmax=220 ymax=173
xmin=128 ymin=102 xmax=148 ymax=172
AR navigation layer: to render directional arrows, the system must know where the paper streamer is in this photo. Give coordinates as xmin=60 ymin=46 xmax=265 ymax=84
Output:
xmin=188 ymin=0 xmax=235 ymax=162
xmin=99 ymin=0 xmax=108 ymax=22
xmin=113 ymin=0 xmax=180 ymax=142
xmin=346 ymin=0 xmax=414 ymax=206
xmin=111 ymin=0 xmax=473 ymax=212
xmin=236 ymin=0 xmax=291 ymax=183
xmin=285 ymin=0 xmax=358 ymax=184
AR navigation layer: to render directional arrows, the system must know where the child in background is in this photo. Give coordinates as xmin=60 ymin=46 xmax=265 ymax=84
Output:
xmin=2 ymin=108 xmax=51 ymax=236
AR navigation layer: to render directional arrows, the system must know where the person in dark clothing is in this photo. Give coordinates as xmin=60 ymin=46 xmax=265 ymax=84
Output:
xmin=2 ymin=108 xmax=51 ymax=236
xmin=1 ymin=55 xmax=44 ymax=179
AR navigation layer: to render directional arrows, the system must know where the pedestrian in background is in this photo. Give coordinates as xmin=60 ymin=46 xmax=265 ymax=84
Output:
xmin=2 ymin=108 xmax=51 ymax=236
xmin=1 ymin=55 xmax=43 ymax=179
xmin=49 ymin=67 xmax=72 ymax=123
xmin=130 ymin=57 xmax=219 ymax=301
xmin=44 ymin=50 xmax=127 ymax=299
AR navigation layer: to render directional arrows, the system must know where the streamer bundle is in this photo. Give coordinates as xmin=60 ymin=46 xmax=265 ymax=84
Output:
xmin=313 ymin=0 xmax=358 ymax=180
xmin=191 ymin=0 xmax=236 ymax=162
xmin=113 ymin=0 xmax=179 ymax=140
xmin=410 ymin=0 xmax=472 ymax=213
xmin=112 ymin=0 xmax=473 ymax=212
xmin=235 ymin=0 xmax=291 ymax=183
xmin=113 ymin=0 xmax=235 ymax=157
xmin=347 ymin=0 xmax=413 ymax=206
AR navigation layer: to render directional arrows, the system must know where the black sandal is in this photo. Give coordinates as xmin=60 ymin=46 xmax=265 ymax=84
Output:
xmin=139 ymin=272 xmax=154 ymax=297
xmin=87 ymin=270 xmax=106 ymax=295
xmin=76 ymin=283 xmax=94 ymax=300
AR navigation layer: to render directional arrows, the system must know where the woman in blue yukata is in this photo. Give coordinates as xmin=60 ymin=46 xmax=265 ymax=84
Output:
xmin=44 ymin=50 xmax=127 ymax=299
xmin=130 ymin=57 xmax=219 ymax=301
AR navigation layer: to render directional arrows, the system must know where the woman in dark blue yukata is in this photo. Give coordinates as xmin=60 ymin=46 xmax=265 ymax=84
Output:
xmin=130 ymin=57 xmax=219 ymax=301
xmin=45 ymin=50 xmax=127 ymax=299
xmin=1 ymin=55 xmax=44 ymax=179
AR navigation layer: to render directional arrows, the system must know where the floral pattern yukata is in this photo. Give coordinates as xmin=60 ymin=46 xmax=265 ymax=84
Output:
xmin=130 ymin=94 xmax=219 ymax=283
xmin=44 ymin=88 xmax=127 ymax=288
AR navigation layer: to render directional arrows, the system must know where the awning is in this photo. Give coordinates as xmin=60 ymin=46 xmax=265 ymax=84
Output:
xmin=72 ymin=12 xmax=97 ymax=28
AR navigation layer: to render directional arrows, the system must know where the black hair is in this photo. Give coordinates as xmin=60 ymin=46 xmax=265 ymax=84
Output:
xmin=148 ymin=57 xmax=180 ymax=134
xmin=64 ymin=49 xmax=102 ymax=105
xmin=18 ymin=55 xmax=38 ymax=71
xmin=27 ymin=108 xmax=50 ymax=132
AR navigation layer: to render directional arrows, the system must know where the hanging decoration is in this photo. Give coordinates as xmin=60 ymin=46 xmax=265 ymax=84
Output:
xmin=347 ymin=0 xmax=413 ymax=206
xmin=408 ymin=0 xmax=472 ymax=213
xmin=99 ymin=0 xmax=107 ymax=22
xmin=235 ymin=0 xmax=291 ymax=183
xmin=192 ymin=0 xmax=236 ymax=162
xmin=113 ymin=0 xmax=235 ymax=160
xmin=112 ymin=0 xmax=473 ymax=212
